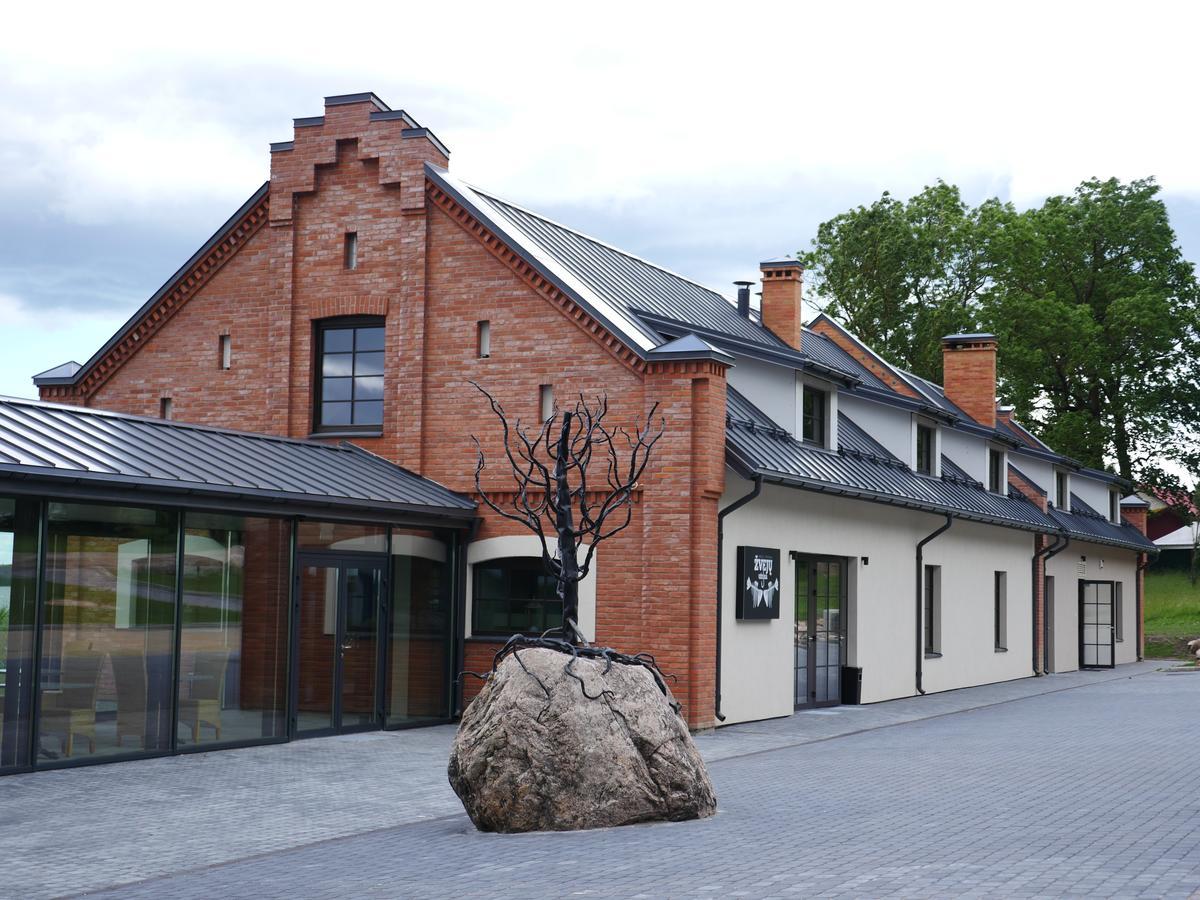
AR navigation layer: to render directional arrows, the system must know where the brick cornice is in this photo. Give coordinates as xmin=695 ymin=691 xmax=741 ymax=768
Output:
xmin=72 ymin=192 xmax=270 ymax=399
xmin=808 ymin=318 xmax=921 ymax=399
xmin=428 ymin=185 xmax=648 ymax=376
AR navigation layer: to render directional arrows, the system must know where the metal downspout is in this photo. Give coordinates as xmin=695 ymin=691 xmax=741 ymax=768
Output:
xmin=916 ymin=514 xmax=954 ymax=696
xmin=715 ymin=475 xmax=763 ymax=723
xmin=1032 ymin=531 xmax=1068 ymax=676
xmin=1041 ymin=535 xmax=1070 ymax=674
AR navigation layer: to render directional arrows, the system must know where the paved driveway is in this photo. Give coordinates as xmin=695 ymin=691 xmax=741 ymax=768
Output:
xmin=4 ymin=661 xmax=1198 ymax=899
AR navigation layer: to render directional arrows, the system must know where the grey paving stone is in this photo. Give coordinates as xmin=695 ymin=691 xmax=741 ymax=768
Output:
xmin=3 ymin=662 xmax=1198 ymax=899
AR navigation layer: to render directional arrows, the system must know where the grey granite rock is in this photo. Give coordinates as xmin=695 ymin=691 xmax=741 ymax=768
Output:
xmin=448 ymin=646 xmax=716 ymax=833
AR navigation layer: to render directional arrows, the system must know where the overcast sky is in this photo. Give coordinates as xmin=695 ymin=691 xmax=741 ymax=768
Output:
xmin=2 ymin=1 xmax=1198 ymax=399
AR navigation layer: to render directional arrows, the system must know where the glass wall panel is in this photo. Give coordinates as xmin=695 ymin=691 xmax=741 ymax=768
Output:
xmin=297 ymin=521 xmax=386 ymax=554
xmin=388 ymin=530 xmax=453 ymax=725
xmin=177 ymin=513 xmax=290 ymax=748
xmin=1 ymin=497 xmax=39 ymax=771
xmin=38 ymin=503 xmax=177 ymax=762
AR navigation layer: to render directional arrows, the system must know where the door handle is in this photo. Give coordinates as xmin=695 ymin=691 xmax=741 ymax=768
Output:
xmin=339 ymin=642 xmax=353 ymax=652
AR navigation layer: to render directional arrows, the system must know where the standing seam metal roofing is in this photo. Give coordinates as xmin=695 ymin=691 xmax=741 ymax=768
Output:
xmin=1048 ymin=493 xmax=1156 ymax=552
xmin=451 ymin=179 xmax=792 ymax=352
xmin=0 ymin=397 xmax=475 ymax=516
xmin=726 ymin=387 xmax=1057 ymax=533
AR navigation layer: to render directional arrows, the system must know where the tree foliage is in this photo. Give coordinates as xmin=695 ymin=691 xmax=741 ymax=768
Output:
xmin=801 ymin=177 xmax=1200 ymax=481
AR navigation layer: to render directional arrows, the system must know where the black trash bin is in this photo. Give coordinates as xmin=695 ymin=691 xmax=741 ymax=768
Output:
xmin=841 ymin=666 xmax=862 ymax=705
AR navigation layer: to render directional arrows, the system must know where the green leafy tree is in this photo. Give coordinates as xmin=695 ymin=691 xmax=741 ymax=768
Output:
xmin=983 ymin=178 xmax=1200 ymax=479
xmin=800 ymin=182 xmax=1008 ymax=381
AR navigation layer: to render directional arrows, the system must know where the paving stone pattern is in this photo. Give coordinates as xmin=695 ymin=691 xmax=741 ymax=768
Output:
xmin=5 ymin=662 xmax=1198 ymax=899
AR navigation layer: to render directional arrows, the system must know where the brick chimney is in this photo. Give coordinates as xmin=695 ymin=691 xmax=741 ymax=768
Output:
xmin=941 ymin=333 xmax=998 ymax=428
xmin=759 ymin=257 xmax=804 ymax=350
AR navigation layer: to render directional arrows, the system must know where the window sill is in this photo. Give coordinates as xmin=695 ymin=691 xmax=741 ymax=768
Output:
xmin=994 ymin=647 xmax=1008 ymax=653
xmin=307 ymin=429 xmax=383 ymax=440
xmin=924 ymin=651 xmax=942 ymax=659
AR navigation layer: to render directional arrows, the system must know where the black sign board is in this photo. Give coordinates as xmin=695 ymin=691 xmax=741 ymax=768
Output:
xmin=736 ymin=546 xmax=781 ymax=620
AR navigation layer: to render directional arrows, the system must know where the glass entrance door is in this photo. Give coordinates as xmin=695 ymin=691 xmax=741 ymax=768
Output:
xmin=794 ymin=556 xmax=846 ymax=709
xmin=1079 ymin=580 xmax=1115 ymax=669
xmin=295 ymin=556 xmax=384 ymax=735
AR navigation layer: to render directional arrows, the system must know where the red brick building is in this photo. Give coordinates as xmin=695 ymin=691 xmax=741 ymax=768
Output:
xmin=35 ymin=93 xmax=730 ymax=728
xmin=29 ymin=92 xmax=1154 ymax=745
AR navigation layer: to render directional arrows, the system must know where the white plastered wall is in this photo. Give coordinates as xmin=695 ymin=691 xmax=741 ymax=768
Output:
xmin=1045 ymin=541 xmax=1139 ymax=672
xmin=941 ymin=428 xmax=987 ymax=483
xmin=726 ymin=358 xmax=796 ymax=434
xmin=1072 ymin=474 xmax=1116 ymax=517
xmin=464 ymin=535 xmax=597 ymax=641
xmin=718 ymin=475 xmax=1038 ymax=725
xmin=837 ymin=394 xmax=913 ymax=462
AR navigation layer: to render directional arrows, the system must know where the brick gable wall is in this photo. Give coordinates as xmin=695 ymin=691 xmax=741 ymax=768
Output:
xmin=42 ymin=97 xmax=727 ymax=728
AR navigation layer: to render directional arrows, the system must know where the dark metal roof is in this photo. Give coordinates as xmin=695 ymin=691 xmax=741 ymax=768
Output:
xmin=428 ymin=165 xmax=792 ymax=354
xmin=726 ymin=388 xmax=1057 ymax=534
xmin=801 ymin=331 xmax=890 ymax=389
xmin=1049 ymin=493 xmax=1155 ymax=552
xmin=0 ymin=398 xmax=475 ymax=521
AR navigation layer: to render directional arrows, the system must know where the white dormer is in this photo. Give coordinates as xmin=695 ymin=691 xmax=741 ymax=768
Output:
xmin=913 ymin=417 xmax=940 ymax=477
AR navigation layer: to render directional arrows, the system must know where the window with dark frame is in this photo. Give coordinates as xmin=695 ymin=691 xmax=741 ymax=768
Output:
xmin=1056 ymin=471 xmax=1069 ymax=509
xmin=313 ymin=318 xmax=385 ymax=432
xmin=219 ymin=334 xmax=231 ymax=370
xmin=539 ymin=384 xmax=553 ymax=422
xmin=988 ymin=448 xmax=1005 ymax=493
xmin=343 ymin=232 xmax=358 ymax=270
xmin=159 ymin=397 xmax=173 ymax=420
xmin=916 ymin=424 xmax=935 ymax=475
xmin=1109 ymin=491 xmax=1120 ymax=523
xmin=1115 ymin=582 xmax=1124 ymax=641
xmin=994 ymin=571 xmax=1007 ymax=650
xmin=472 ymin=556 xmax=562 ymax=637
xmin=802 ymin=385 xmax=826 ymax=446
xmin=924 ymin=564 xmax=940 ymax=655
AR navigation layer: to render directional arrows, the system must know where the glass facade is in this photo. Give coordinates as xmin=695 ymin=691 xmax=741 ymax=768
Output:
xmin=0 ymin=498 xmax=38 ymax=772
xmin=178 ymin=513 xmax=291 ymax=748
xmin=389 ymin=530 xmax=453 ymax=724
xmin=38 ymin=503 xmax=179 ymax=761
xmin=0 ymin=493 xmax=460 ymax=773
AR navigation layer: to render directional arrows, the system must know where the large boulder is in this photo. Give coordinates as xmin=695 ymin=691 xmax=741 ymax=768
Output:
xmin=448 ymin=646 xmax=716 ymax=832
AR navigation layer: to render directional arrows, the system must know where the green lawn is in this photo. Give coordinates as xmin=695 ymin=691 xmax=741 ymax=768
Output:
xmin=1144 ymin=570 xmax=1200 ymax=659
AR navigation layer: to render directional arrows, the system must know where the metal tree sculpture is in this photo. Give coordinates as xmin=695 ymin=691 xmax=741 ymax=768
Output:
xmin=471 ymin=383 xmax=663 ymax=646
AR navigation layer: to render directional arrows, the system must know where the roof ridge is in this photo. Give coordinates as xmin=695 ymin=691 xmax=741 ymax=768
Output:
xmin=0 ymin=396 xmax=358 ymax=454
xmin=470 ymin=184 xmax=735 ymax=306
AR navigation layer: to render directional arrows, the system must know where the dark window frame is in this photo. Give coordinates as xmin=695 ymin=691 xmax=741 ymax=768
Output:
xmin=916 ymin=424 xmax=935 ymax=475
xmin=1055 ymin=471 xmax=1069 ymax=509
xmin=471 ymin=556 xmax=562 ymax=639
xmin=988 ymin=448 xmax=1005 ymax=493
xmin=923 ymin=564 xmax=941 ymax=656
xmin=311 ymin=316 xmax=386 ymax=435
xmin=802 ymin=385 xmax=827 ymax=447
xmin=994 ymin=570 xmax=1008 ymax=651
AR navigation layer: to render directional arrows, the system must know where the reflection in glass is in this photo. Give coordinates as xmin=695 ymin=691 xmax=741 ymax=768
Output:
xmin=297 ymin=521 xmax=387 ymax=554
xmin=390 ymin=531 xmax=453 ymax=724
xmin=178 ymin=514 xmax=290 ymax=748
xmin=38 ymin=503 xmax=177 ymax=761
xmin=0 ymin=497 xmax=38 ymax=771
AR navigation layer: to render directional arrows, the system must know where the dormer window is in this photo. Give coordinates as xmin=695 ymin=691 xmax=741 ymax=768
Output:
xmin=1109 ymin=490 xmax=1121 ymax=523
xmin=916 ymin=424 xmax=935 ymax=475
xmin=988 ymin=448 xmax=1006 ymax=494
xmin=802 ymin=385 xmax=827 ymax=447
xmin=1055 ymin=471 xmax=1070 ymax=510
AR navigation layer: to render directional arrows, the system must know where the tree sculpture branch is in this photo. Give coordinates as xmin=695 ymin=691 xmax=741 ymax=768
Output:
xmin=471 ymin=382 xmax=664 ymax=645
